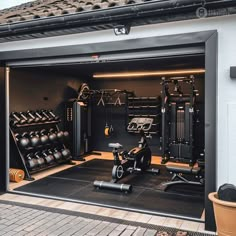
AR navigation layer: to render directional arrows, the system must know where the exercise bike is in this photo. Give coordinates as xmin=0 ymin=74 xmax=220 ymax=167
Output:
xmin=94 ymin=131 xmax=159 ymax=193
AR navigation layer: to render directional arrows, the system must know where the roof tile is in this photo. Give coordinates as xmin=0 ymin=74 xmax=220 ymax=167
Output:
xmin=0 ymin=0 xmax=144 ymax=25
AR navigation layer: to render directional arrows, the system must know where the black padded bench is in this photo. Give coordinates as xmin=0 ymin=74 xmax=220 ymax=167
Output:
xmin=159 ymin=164 xmax=204 ymax=191
xmin=166 ymin=165 xmax=201 ymax=175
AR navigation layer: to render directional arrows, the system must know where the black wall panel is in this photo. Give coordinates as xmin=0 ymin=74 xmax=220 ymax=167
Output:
xmin=89 ymin=75 xmax=204 ymax=155
xmin=9 ymin=68 xmax=82 ymax=129
xmin=9 ymin=66 xmax=205 ymax=157
xmin=0 ymin=67 xmax=7 ymax=191
xmin=90 ymin=78 xmax=162 ymax=155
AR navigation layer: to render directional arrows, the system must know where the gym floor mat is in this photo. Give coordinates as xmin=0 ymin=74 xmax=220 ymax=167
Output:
xmin=15 ymin=159 xmax=204 ymax=219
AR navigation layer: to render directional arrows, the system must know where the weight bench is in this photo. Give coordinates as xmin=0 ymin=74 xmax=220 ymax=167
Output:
xmin=159 ymin=164 xmax=204 ymax=191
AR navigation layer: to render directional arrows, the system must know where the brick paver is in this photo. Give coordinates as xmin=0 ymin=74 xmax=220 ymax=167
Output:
xmin=0 ymin=202 xmax=212 ymax=236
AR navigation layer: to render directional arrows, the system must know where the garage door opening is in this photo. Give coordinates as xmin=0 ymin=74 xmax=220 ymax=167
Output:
xmin=8 ymin=52 xmax=206 ymax=221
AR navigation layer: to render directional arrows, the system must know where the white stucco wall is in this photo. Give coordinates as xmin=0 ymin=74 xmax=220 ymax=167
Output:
xmin=1 ymin=14 xmax=236 ymax=187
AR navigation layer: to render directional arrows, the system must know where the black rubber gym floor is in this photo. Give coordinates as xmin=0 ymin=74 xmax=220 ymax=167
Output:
xmin=15 ymin=159 xmax=204 ymax=219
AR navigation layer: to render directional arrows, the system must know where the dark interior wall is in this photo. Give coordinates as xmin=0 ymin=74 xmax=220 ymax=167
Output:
xmin=10 ymin=68 xmax=82 ymax=129
xmin=90 ymin=77 xmax=162 ymax=155
xmin=0 ymin=67 xmax=7 ymax=191
xmin=89 ymin=75 xmax=205 ymax=155
xmin=9 ymin=64 xmax=205 ymax=157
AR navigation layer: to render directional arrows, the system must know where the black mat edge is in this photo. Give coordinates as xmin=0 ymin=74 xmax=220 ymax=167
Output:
xmin=0 ymin=198 xmax=213 ymax=236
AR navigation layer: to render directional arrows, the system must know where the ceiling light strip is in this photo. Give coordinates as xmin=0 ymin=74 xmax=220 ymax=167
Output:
xmin=93 ymin=69 xmax=205 ymax=78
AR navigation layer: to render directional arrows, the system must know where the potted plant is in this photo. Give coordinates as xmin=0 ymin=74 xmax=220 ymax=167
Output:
xmin=209 ymin=191 xmax=236 ymax=236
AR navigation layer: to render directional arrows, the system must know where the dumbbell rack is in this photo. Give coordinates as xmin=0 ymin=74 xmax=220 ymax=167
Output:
xmin=10 ymin=120 xmax=73 ymax=181
xmin=127 ymin=96 xmax=161 ymax=134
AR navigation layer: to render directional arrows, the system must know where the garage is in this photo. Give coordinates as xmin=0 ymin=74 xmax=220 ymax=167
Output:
xmin=5 ymin=0 xmax=236 ymax=232
xmin=0 ymin=29 xmax=216 ymax=231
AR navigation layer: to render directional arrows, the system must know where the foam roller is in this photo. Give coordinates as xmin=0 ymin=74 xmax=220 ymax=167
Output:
xmin=93 ymin=180 xmax=132 ymax=193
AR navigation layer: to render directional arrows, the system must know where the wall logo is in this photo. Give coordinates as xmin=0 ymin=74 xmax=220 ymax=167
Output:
xmin=196 ymin=7 xmax=208 ymax=18
xmin=196 ymin=2 xmax=229 ymax=19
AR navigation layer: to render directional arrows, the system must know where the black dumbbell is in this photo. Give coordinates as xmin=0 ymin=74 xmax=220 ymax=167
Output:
xmin=29 ymin=131 xmax=41 ymax=147
xmin=15 ymin=133 xmax=30 ymax=149
xmin=46 ymin=110 xmax=60 ymax=121
xmin=34 ymin=152 xmax=46 ymax=167
xmin=19 ymin=112 xmax=34 ymax=124
xmin=27 ymin=110 xmax=40 ymax=123
xmin=42 ymin=150 xmax=55 ymax=164
xmin=40 ymin=110 xmax=54 ymax=121
xmin=48 ymin=129 xmax=58 ymax=143
xmin=26 ymin=153 xmax=39 ymax=169
xmin=61 ymin=148 xmax=72 ymax=160
xmin=35 ymin=110 xmax=47 ymax=122
xmin=10 ymin=112 xmax=27 ymax=126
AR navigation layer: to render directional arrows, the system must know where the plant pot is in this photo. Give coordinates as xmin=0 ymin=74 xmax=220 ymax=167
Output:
xmin=209 ymin=192 xmax=236 ymax=236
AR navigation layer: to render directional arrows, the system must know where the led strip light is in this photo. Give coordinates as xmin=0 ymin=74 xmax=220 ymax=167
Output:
xmin=93 ymin=69 xmax=205 ymax=78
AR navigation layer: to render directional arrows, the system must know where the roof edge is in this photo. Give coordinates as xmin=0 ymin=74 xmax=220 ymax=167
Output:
xmin=0 ymin=0 xmax=235 ymax=37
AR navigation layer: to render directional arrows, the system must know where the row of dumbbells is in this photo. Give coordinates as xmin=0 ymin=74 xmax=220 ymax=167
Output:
xmin=15 ymin=129 xmax=69 ymax=149
xmin=10 ymin=110 xmax=60 ymax=127
xmin=25 ymin=148 xmax=71 ymax=170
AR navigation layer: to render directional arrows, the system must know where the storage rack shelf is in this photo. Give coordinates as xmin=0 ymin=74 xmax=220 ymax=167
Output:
xmin=127 ymin=96 xmax=161 ymax=135
xmin=10 ymin=114 xmax=73 ymax=181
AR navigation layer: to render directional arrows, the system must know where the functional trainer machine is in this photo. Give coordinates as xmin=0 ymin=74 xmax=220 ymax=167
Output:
xmin=94 ymin=131 xmax=159 ymax=193
xmin=160 ymin=75 xmax=201 ymax=165
xmin=65 ymin=83 xmax=95 ymax=160
xmin=65 ymin=99 xmax=91 ymax=159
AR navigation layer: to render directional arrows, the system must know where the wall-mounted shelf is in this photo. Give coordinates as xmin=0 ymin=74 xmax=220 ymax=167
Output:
xmin=126 ymin=96 xmax=161 ymax=134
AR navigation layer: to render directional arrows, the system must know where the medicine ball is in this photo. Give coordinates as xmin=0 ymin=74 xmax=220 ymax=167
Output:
xmin=218 ymin=183 xmax=236 ymax=202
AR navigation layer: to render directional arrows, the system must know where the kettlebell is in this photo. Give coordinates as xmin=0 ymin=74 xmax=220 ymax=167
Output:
xmin=48 ymin=129 xmax=58 ymax=143
xmin=61 ymin=148 xmax=72 ymax=160
xmin=63 ymin=131 xmax=69 ymax=140
xmin=15 ymin=133 xmax=30 ymax=149
xmin=29 ymin=131 xmax=40 ymax=147
xmin=42 ymin=150 xmax=55 ymax=164
xmin=39 ymin=129 xmax=49 ymax=145
xmin=57 ymin=130 xmax=64 ymax=142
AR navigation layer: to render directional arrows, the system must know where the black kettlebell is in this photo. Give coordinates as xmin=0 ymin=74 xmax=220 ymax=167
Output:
xmin=48 ymin=129 xmax=57 ymax=143
xmin=61 ymin=148 xmax=72 ymax=160
xmin=34 ymin=151 xmax=46 ymax=167
xmin=26 ymin=153 xmax=39 ymax=169
xmin=63 ymin=131 xmax=69 ymax=140
xmin=39 ymin=129 xmax=49 ymax=145
xmin=49 ymin=149 xmax=62 ymax=161
xmin=15 ymin=133 xmax=30 ymax=149
xmin=29 ymin=131 xmax=41 ymax=147
xmin=57 ymin=131 xmax=64 ymax=142
xmin=42 ymin=150 xmax=55 ymax=164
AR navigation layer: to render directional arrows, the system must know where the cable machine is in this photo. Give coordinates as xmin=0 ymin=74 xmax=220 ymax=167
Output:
xmin=160 ymin=75 xmax=201 ymax=165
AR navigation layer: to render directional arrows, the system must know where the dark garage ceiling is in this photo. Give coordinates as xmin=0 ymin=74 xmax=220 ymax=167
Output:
xmin=15 ymin=54 xmax=205 ymax=78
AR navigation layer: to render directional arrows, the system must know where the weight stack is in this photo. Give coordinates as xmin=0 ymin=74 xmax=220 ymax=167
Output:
xmin=65 ymin=99 xmax=92 ymax=159
xmin=9 ymin=168 xmax=25 ymax=183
